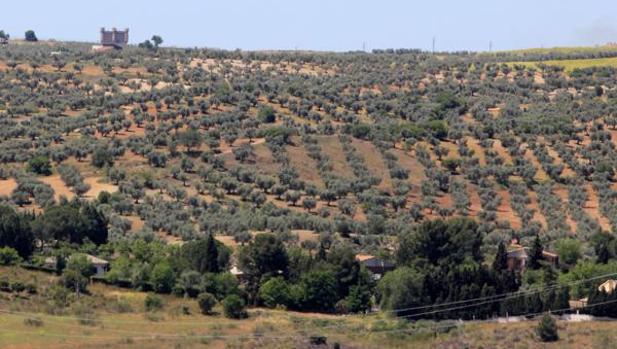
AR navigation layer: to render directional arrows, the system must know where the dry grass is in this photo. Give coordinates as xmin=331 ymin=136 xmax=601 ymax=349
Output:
xmin=39 ymin=174 xmax=73 ymax=201
xmin=285 ymin=142 xmax=325 ymax=189
xmin=0 ymin=178 xmax=18 ymax=196
xmin=350 ymin=138 xmax=392 ymax=191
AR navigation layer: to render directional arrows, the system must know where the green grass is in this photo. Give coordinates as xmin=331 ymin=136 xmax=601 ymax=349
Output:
xmin=490 ymin=45 xmax=617 ymax=56
xmin=506 ymin=56 xmax=617 ymax=73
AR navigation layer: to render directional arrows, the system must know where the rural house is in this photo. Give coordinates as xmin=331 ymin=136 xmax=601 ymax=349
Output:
xmin=44 ymin=254 xmax=110 ymax=276
xmin=569 ymin=279 xmax=617 ymax=310
xmin=355 ymin=254 xmax=395 ymax=279
xmin=506 ymin=239 xmax=559 ymax=272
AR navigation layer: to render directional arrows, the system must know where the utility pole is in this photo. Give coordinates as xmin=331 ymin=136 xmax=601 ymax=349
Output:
xmin=432 ymin=36 xmax=436 ymax=54
xmin=489 ymin=41 xmax=493 ymax=52
xmin=362 ymin=41 xmax=366 ymax=52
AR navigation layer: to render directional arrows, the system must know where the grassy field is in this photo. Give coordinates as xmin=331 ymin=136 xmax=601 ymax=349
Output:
xmin=492 ymin=45 xmax=617 ymax=56
xmin=2 ymin=266 xmax=617 ymax=348
xmin=506 ymin=56 xmax=617 ymax=73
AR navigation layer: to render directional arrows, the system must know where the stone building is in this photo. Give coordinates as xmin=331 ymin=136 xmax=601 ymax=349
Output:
xmin=99 ymin=27 xmax=129 ymax=49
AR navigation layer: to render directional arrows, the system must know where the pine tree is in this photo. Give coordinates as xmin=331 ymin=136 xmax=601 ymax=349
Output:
xmin=493 ymin=241 xmax=508 ymax=272
xmin=204 ymin=234 xmax=220 ymax=273
xmin=528 ymin=234 xmax=543 ymax=270
xmin=552 ymin=287 xmax=569 ymax=311
xmin=597 ymin=242 xmax=611 ymax=264
xmin=536 ymin=314 xmax=559 ymax=342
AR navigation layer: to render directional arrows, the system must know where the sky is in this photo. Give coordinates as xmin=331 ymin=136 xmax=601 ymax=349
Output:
xmin=1 ymin=0 xmax=617 ymax=52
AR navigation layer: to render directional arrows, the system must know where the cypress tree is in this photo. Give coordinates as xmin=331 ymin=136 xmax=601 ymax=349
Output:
xmin=597 ymin=242 xmax=611 ymax=264
xmin=204 ymin=234 xmax=220 ymax=273
xmin=536 ymin=314 xmax=559 ymax=342
xmin=493 ymin=241 xmax=508 ymax=272
xmin=528 ymin=234 xmax=543 ymax=270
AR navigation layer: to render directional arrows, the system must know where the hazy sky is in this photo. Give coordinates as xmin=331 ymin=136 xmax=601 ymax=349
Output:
xmin=2 ymin=0 xmax=617 ymax=52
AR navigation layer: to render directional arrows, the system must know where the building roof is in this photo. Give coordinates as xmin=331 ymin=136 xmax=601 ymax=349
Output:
xmin=507 ymin=244 xmax=528 ymax=258
xmin=355 ymin=254 xmax=376 ymax=262
xmin=83 ymin=254 xmax=109 ymax=266
xmin=44 ymin=254 xmax=109 ymax=267
xmin=542 ymin=250 xmax=558 ymax=259
xmin=355 ymin=254 xmax=395 ymax=269
xmin=230 ymin=266 xmax=244 ymax=276
xmin=599 ymin=279 xmax=617 ymax=294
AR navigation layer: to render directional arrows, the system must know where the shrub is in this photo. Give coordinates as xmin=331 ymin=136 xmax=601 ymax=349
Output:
xmin=144 ymin=294 xmax=163 ymax=312
xmin=258 ymin=106 xmax=276 ymax=123
xmin=223 ymin=294 xmax=247 ymax=319
xmin=27 ymin=156 xmax=52 ymax=175
xmin=259 ymin=277 xmax=291 ymax=308
xmin=23 ymin=317 xmax=43 ymax=327
xmin=197 ymin=292 xmax=217 ymax=315
xmin=0 ymin=247 xmax=22 ymax=266
xmin=309 ymin=335 xmax=327 ymax=345
xmin=536 ymin=314 xmax=558 ymax=342
xmin=11 ymin=282 xmax=25 ymax=293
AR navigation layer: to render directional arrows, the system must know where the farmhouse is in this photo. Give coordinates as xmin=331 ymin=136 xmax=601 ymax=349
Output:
xmin=44 ymin=254 xmax=109 ymax=276
xmin=0 ymin=37 xmax=7 ymax=46
xmin=92 ymin=27 xmax=129 ymax=51
xmin=355 ymin=254 xmax=395 ymax=279
xmin=506 ymin=240 xmax=559 ymax=272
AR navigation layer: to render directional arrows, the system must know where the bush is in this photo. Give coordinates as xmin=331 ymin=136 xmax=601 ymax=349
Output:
xmin=536 ymin=314 xmax=558 ymax=342
xmin=259 ymin=277 xmax=291 ymax=308
xmin=0 ymin=247 xmax=22 ymax=266
xmin=309 ymin=335 xmax=327 ymax=345
xmin=27 ymin=156 xmax=52 ymax=175
xmin=223 ymin=294 xmax=247 ymax=319
xmin=11 ymin=281 xmax=25 ymax=293
xmin=197 ymin=292 xmax=217 ymax=315
xmin=258 ymin=106 xmax=276 ymax=123
xmin=23 ymin=317 xmax=43 ymax=327
xmin=144 ymin=294 xmax=163 ymax=312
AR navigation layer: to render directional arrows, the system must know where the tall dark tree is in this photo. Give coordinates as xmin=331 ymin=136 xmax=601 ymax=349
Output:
xmin=528 ymin=234 xmax=544 ymax=270
xmin=204 ymin=234 xmax=220 ymax=273
xmin=493 ymin=241 xmax=508 ymax=272
xmin=179 ymin=236 xmax=223 ymax=274
xmin=0 ymin=206 xmax=35 ymax=258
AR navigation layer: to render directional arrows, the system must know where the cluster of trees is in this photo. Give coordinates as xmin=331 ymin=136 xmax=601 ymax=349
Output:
xmin=0 ymin=200 xmax=107 ymax=258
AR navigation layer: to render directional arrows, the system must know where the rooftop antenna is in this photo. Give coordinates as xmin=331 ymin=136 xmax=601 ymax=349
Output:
xmin=432 ymin=36 xmax=436 ymax=54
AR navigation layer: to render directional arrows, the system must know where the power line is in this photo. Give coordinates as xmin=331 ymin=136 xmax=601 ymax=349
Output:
xmin=3 ymin=296 xmax=617 ymax=343
xmin=1 ymin=271 xmax=615 ymax=339
xmin=367 ymin=296 xmax=617 ymax=337
xmin=373 ymin=271 xmax=617 ymax=315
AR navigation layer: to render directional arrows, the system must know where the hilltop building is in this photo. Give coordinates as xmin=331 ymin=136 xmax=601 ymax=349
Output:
xmin=92 ymin=27 xmax=128 ymax=51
